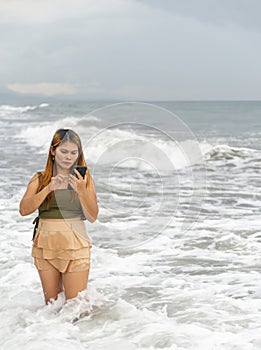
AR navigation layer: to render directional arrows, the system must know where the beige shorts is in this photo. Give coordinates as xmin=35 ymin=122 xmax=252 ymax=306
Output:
xmin=32 ymin=218 xmax=92 ymax=273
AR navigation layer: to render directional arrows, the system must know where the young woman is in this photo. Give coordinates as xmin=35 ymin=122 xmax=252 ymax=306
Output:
xmin=19 ymin=129 xmax=99 ymax=305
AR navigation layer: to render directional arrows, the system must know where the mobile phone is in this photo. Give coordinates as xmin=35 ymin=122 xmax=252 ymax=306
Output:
xmin=73 ymin=166 xmax=87 ymax=179
xmin=68 ymin=166 xmax=87 ymax=190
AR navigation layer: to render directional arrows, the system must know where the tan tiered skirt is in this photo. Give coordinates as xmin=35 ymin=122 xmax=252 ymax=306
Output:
xmin=32 ymin=218 xmax=92 ymax=273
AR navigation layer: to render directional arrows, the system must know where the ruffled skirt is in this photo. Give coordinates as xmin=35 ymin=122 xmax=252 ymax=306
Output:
xmin=32 ymin=218 xmax=92 ymax=273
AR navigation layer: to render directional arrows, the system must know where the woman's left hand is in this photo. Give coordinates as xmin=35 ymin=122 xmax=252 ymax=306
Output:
xmin=68 ymin=169 xmax=87 ymax=194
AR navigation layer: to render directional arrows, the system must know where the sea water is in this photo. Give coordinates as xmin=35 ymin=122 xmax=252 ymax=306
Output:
xmin=0 ymin=100 xmax=260 ymax=349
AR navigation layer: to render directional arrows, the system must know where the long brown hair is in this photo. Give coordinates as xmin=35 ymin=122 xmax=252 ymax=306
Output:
xmin=37 ymin=129 xmax=91 ymax=203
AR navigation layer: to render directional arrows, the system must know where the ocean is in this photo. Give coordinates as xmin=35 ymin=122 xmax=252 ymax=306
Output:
xmin=0 ymin=100 xmax=260 ymax=349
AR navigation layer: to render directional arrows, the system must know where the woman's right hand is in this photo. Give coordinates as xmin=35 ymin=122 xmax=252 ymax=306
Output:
xmin=47 ymin=174 xmax=67 ymax=192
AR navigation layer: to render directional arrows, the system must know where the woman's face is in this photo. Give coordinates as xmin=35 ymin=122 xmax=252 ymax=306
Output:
xmin=52 ymin=141 xmax=79 ymax=171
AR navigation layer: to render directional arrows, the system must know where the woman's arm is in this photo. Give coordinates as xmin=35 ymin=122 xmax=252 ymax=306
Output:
xmin=19 ymin=173 xmax=67 ymax=216
xmin=19 ymin=173 xmax=50 ymax=216
xmin=74 ymin=173 xmax=99 ymax=223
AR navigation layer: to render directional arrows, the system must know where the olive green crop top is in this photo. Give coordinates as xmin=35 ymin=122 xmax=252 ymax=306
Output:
xmin=37 ymin=173 xmax=85 ymax=219
xmin=38 ymin=189 xmax=85 ymax=219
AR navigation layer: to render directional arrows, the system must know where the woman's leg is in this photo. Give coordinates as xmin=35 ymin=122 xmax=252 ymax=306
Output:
xmin=62 ymin=269 xmax=90 ymax=300
xmin=37 ymin=264 xmax=63 ymax=304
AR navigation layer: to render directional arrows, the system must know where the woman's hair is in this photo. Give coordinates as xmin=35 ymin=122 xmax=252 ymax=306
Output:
xmin=37 ymin=129 xmax=91 ymax=202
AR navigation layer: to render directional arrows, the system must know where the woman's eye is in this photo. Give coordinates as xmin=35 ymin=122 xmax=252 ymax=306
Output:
xmin=61 ymin=150 xmax=77 ymax=155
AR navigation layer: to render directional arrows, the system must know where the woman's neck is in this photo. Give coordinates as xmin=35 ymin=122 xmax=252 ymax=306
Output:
xmin=54 ymin=164 xmax=71 ymax=176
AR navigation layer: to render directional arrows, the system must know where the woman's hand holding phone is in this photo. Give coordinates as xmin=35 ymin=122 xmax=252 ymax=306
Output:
xmin=68 ymin=166 xmax=87 ymax=193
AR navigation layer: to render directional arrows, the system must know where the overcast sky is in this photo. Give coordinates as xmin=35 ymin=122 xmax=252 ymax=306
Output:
xmin=0 ymin=0 xmax=260 ymax=101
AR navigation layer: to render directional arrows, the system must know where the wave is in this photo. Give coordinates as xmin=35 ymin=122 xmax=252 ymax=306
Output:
xmin=78 ymin=115 xmax=101 ymax=123
xmin=0 ymin=103 xmax=49 ymax=120
xmin=201 ymin=142 xmax=258 ymax=160
xmin=14 ymin=116 xmax=86 ymax=153
xmin=14 ymin=117 xmax=259 ymax=171
xmin=14 ymin=119 xmax=205 ymax=170
xmin=0 ymin=103 xmax=49 ymax=113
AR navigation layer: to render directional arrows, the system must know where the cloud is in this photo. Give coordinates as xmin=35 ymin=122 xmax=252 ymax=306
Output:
xmin=0 ymin=0 xmax=132 ymax=24
xmin=0 ymin=0 xmax=261 ymax=100
xmin=138 ymin=0 xmax=261 ymax=32
xmin=6 ymin=83 xmax=78 ymax=96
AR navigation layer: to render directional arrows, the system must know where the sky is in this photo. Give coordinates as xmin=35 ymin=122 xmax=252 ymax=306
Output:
xmin=0 ymin=0 xmax=260 ymax=101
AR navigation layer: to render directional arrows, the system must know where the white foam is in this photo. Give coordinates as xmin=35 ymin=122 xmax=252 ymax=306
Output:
xmin=14 ymin=118 xmax=204 ymax=170
xmin=80 ymin=114 xmax=101 ymax=122
xmin=0 ymin=103 xmax=48 ymax=116
xmin=1 ymin=185 xmax=261 ymax=350
xmin=15 ymin=116 xmax=259 ymax=173
xmin=83 ymin=128 xmax=205 ymax=171
xmin=200 ymin=140 xmax=258 ymax=158
xmin=2 ymin=103 xmax=261 ymax=350
xmin=39 ymin=103 xmax=49 ymax=108
xmin=14 ymin=117 xmax=87 ymax=153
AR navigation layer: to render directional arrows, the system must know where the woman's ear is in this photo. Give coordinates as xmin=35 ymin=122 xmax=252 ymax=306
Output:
xmin=50 ymin=146 xmax=56 ymax=157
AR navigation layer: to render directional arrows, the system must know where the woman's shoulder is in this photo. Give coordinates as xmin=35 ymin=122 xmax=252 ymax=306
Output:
xmin=30 ymin=170 xmax=44 ymax=183
xmin=35 ymin=170 xmax=45 ymax=178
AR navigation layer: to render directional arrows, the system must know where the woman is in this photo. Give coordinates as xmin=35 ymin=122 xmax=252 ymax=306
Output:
xmin=19 ymin=129 xmax=99 ymax=305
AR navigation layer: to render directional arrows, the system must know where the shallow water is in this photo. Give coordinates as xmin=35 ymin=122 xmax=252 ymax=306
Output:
xmin=0 ymin=101 xmax=261 ymax=349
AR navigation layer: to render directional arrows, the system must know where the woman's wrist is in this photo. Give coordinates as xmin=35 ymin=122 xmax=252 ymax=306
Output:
xmin=77 ymin=187 xmax=88 ymax=198
xmin=46 ymin=184 xmax=52 ymax=194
